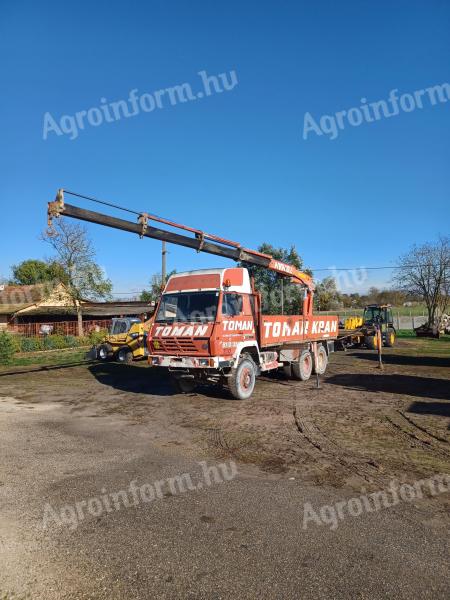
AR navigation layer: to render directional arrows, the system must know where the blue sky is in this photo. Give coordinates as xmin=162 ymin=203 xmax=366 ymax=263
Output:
xmin=1 ymin=0 xmax=449 ymax=296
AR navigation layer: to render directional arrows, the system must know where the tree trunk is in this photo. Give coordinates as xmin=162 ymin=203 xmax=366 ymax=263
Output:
xmin=77 ymin=305 xmax=83 ymax=337
xmin=425 ymin=298 xmax=433 ymax=326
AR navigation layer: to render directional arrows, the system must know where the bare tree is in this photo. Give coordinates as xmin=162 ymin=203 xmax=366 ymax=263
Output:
xmin=393 ymin=236 xmax=449 ymax=327
xmin=42 ymin=220 xmax=112 ymax=336
xmin=140 ymin=270 xmax=176 ymax=304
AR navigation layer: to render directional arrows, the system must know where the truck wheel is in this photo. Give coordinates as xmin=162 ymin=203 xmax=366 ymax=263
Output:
xmin=292 ymin=350 xmax=313 ymax=381
xmin=313 ymin=345 xmax=328 ymax=375
xmin=171 ymin=375 xmax=196 ymax=394
xmin=384 ymin=330 xmax=396 ymax=347
xmin=98 ymin=343 xmax=113 ymax=361
xmin=229 ymin=357 xmax=256 ymax=400
xmin=117 ymin=346 xmax=133 ymax=364
xmin=364 ymin=335 xmax=377 ymax=350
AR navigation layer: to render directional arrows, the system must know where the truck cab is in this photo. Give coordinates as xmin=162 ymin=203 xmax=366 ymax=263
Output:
xmin=362 ymin=304 xmax=396 ymax=348
xmin=149 ymin=268 xmax=258 ymax=370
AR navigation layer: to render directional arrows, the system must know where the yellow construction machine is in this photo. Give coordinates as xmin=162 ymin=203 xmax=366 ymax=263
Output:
xmin=341 ymin=304 xmax=396 ymax=348
xmin=96 ymin=316 xmax=153 ymax=363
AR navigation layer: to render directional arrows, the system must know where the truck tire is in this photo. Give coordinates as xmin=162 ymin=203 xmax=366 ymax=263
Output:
xmin=229 ymin=357 xmax=256 ymax=400
xmin=364 ymin=335 xmax=377 ymax=350
xmin=292 ymin=350 xmax=313 ymax=381
xmin=384 ymin=329 xmax=396 ymax=347
xmin=171 ymin=375 xmax=196 ymax=394
xmin=117 ymin=346 xmax=133 ymax=364
xmin=313 ymin=345 xmax=328 ymax=375
xmin=98 ymin=343 xmax=113 ymax=361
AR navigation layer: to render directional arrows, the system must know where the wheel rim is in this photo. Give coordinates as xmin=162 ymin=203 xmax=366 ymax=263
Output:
xmin=99 ymin=348 xmax=106 ymax=359
xmin=303 ymin=354 xmax=311 ymax=373
xmin=318 ymin=352 xmax=325 ymax=371
xmin=240 ymin=367 xmax=252 ymax=390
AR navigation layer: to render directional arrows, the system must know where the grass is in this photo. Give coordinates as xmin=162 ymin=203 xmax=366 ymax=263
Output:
xmin=1 ymin=332 xmax=447 ymax=371
xmin=396 ymin=333 xmax=450 ymax=355
xmin=397 ymin=329 xmax=416 ymax=338
xmin=0 ymin=347 xmax=90 ymax=370
xmin=318 ymin=305 xmax=428 ymax=317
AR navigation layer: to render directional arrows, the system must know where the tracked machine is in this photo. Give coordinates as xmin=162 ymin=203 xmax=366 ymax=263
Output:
xmin=48 ymin=189 xmax=338 ymax=399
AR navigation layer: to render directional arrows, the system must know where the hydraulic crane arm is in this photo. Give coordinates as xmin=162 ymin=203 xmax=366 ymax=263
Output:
xmin=47 ymin=189 xmax=315 ymax=292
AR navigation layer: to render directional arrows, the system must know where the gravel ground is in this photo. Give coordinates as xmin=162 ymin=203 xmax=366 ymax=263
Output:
xmin=0 ymin=341 xmax=449 ymax=599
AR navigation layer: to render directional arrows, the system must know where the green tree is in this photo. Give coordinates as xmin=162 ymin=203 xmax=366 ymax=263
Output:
xmin=10 ymin=259 xmax=68 ymax=285
xmin=42 ymin=220 xmax=112 ymax=336
xmin=341 ymin=292 xmax=362 ymax=308
xmin=314 ymin=277 xmax=343 ymax=311
xmin=239 ymin=243 xmax=311 ymax=315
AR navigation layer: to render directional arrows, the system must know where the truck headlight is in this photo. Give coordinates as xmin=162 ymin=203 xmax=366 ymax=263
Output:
xmin=199 ymin=358 xmax=209 ymax=366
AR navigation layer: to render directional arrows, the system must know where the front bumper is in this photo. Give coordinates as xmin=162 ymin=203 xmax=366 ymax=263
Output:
xmin=149 ymin=355 xmax=231 ymax=370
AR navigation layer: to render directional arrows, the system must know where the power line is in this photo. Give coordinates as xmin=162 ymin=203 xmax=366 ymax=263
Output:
xmin=313 ymin=263 xmax=447 ymax=271
xmin=314 ymin=266 xmax=396 ymax=272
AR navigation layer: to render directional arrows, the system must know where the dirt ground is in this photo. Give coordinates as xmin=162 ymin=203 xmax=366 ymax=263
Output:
xmin=0 ymin=338 xmax=449 ymax=599
xmin=2 ymin=338 xmax=449 ymax=491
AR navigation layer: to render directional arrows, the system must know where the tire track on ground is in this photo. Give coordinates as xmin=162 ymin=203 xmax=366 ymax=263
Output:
xmin=384 ymin=410 xmax=450 ymax=460
xmin=291 ymin=380 xmax=385 ymax=487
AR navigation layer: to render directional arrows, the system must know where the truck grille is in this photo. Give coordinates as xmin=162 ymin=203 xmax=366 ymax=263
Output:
xmin=152 ymin=338 xmax=204 ymax=355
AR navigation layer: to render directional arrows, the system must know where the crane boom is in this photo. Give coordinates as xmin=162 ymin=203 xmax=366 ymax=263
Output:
xmin=47 ymin=189 xmax=314 ymax=291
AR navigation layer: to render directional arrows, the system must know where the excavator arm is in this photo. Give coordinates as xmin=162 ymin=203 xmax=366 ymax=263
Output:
xmin=47 ymin=189 xmax=315 ymax=293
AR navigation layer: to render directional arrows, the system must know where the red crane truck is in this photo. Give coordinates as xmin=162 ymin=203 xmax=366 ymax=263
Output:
xmin=48 ymin=189 xmax=338 ymax=399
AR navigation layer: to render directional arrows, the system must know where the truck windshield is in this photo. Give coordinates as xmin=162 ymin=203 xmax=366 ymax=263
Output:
xmin=156 ymin=291 xmax=219 ymax=323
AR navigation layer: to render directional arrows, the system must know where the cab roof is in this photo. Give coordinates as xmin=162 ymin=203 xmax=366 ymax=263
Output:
xmin=164 ymin=268 xmax=252 ymax=294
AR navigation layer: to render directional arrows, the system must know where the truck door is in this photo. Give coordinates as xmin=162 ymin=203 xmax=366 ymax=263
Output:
xmin=218 ymin=293 xmax=256 ymax=358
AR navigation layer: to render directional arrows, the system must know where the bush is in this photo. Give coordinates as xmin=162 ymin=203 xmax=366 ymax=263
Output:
xmin=88 ymin=329 xmax=108 ymax=346
xmin=46 ymin=334 xmax=69 ymax=349
xmin=20 ymin=337 xmax=44 ymax=352
xmin=43 ymin=335 xmax=69 ymax=350
xmin=43 ymin=336 xmax=55 ymax=350
xmin=64 ymin=335 xmax=77 ymax=348
xmin=76 ymin=335 xmax=91 ymax=347
xmin=11 ymin=332 xmax=99 ymax=354
xmin=0 ymin=331 xmax=16 ymax=364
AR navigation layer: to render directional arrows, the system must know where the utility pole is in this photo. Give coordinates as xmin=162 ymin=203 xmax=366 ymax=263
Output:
xmin=162 ymin=240 xmax=167 ymax=286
